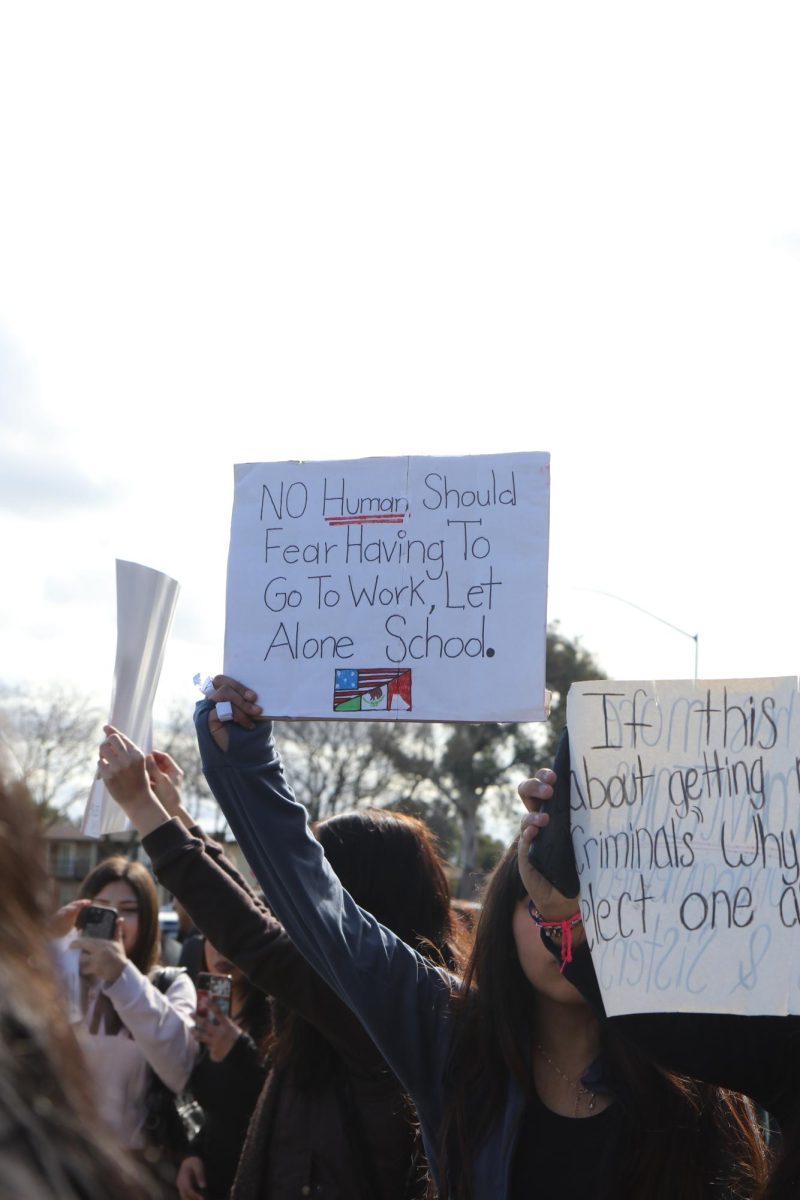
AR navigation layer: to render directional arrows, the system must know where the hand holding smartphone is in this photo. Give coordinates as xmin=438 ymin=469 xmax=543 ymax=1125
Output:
xmin=527 ymin=731 xmax=580 ymax=898
xmin=75 ymin=903 xmax=118 ymax=940
xmin=196 ymin=972 xmax=232 ymax=1023
xmin=73 ymin=903 xmax=127 ymax=985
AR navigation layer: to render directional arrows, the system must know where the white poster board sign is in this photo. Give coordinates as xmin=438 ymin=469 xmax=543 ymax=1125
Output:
xmin=224 ymin=452 xmax=550 ymax=722
xmin=567 ymin=677 xmax=800 ymax=1016
xmin=82 ymin=560 xmax=180 ymax=837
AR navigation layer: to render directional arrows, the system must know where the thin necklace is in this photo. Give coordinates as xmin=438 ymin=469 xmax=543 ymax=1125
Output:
xmin=535 ymin=1043 xmax=598 ymax=1116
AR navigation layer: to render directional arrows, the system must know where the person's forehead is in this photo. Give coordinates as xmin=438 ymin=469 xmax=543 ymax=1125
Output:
xmin=94 ymin=879 xmax=137 ymax=904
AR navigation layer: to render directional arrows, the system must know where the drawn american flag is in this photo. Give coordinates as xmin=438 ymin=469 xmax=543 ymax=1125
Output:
xmin=333 ymin=667 xmax=412 ymax=712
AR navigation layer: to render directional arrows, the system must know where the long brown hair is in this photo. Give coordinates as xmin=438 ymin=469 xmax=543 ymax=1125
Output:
xmin=438 ymin=840 xmax=768 ymax=1200
xmin=79 ymin=855 xmax=161 ymax=974
xmin=0 ymin=773 xmax=147 ymax=1198
xmin=268 ymin=807 xmax=462 ymax=1083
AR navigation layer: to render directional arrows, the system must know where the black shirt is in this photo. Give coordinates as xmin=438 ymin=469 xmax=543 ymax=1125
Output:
xmin=510 ymin=1092 xmax=621 ymax=1200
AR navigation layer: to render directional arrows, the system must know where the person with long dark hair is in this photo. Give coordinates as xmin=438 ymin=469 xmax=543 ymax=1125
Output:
xmin=444 ymin=836 xmax=766 ymax=1198
xmin=52 ymin=852 xmax=197 ymax=1188
xmin=519 ymin=749 xmax=800 ymax=1200
xmin=176 ymin=935 xmax=270 ymax=1200
xmin=95 ymin=676 xmax=767 ymax=1200
xmin=0 ymin=766 xmax=149 ymax=1199
xmin=97 ymin=726 xmax=463 ymax=1199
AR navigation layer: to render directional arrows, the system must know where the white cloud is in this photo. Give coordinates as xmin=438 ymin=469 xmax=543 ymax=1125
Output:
xmin=0 ymin=1 xmax=798 ymax=710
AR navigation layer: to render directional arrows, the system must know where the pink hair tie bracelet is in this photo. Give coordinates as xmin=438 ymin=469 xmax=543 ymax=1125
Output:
xmin=528 ymin=900 xmax=583 ymax=972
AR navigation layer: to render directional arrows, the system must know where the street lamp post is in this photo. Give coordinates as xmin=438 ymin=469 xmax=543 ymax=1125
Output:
xmin=577 ymin=589 xmax=699 ymax=681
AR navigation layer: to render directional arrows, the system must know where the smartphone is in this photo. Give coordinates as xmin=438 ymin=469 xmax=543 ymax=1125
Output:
xmin=527 ymin=730 xmax=580 ymax=898
xmin=196 ymin=972 xmax=232 ymax=1019
xmin=76 ymin=903 xmax=118 ymax=940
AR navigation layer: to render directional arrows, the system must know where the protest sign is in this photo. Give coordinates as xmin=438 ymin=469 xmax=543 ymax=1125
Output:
xmin=224 ymin=452 xmax=550 ymax=722
xmin=83 ymin=560 xmax=180 ymax=836
xmin=567 ymin=677 xmax=800 ymax=1015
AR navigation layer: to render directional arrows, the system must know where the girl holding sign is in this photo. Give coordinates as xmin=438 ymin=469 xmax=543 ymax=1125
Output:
xmin=520 ymin=746 xmax=800 ymax=1200
xmin=100 ymin=679 xmax=767 ymax=1200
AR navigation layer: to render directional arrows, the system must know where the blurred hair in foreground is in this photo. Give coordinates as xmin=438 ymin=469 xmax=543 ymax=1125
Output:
xmin=0 ymin=764 xmax=147 ymax=1199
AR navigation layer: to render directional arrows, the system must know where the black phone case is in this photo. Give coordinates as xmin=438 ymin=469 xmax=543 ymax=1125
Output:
xmin=527 ymin=729 xmax=580 ymax=898
xmin=78 ymin=904 xmax=118 ymax=939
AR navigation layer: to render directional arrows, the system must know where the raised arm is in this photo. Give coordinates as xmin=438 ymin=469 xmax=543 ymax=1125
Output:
xmin=146 ymin=747 xmax=269 ymax=902
xmin=142 ymin=818 xmax=407 ymax=1069
xmin=191 ymin=679 xmax=456 ymax=1135
xmin=99 ymin=726 xmax=427 ymax=1073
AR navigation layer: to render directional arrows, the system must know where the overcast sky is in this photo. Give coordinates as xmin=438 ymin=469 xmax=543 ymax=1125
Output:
xmin=2 ymin=2 xmax=799 ymax=723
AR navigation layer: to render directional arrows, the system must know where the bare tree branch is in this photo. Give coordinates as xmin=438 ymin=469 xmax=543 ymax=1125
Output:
xmin=274 ymin=719 xmax=399 ymax=822
xmin=0 ymin=686 xmax=102 ymax=824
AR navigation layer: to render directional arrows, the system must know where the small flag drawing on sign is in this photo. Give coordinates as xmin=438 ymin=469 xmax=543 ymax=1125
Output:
xmin=333 ymin=668 xmax=412 ymax=712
